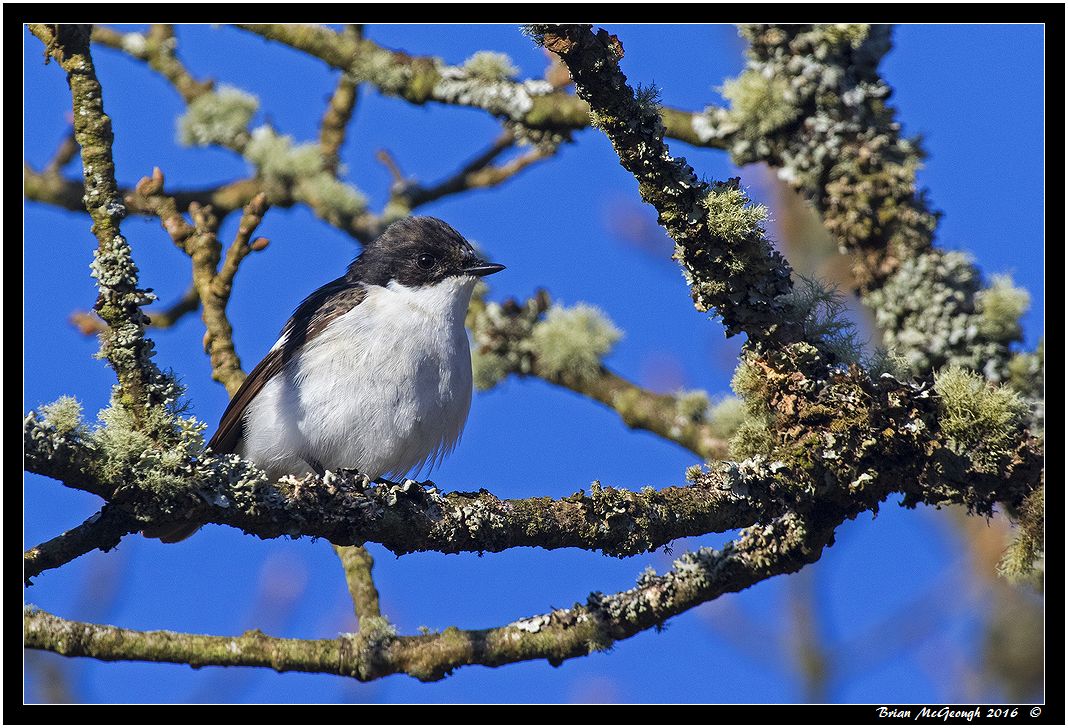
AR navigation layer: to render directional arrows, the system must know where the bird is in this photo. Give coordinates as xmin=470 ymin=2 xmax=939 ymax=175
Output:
xmin=145 ymin=216 xmax=505 ymax=542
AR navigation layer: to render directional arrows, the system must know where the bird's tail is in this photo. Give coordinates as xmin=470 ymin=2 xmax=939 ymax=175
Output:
xmin=141 ymin=522 xmax=202 ymax=543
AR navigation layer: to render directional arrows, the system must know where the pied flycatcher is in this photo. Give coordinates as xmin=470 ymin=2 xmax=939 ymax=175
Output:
xmin=148 ymin=216 xmax=504 ymax=542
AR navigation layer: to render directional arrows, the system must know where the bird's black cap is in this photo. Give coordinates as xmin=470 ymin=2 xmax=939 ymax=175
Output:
xmin=347 ymin=216 xmax=504 ymax=288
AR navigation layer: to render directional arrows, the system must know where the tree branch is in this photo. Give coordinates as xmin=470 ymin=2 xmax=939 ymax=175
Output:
xmin=717 ymin=25 xmax=1029 ymax=382
xmin=233 ymin=24 xmax=733 ymax=153
xmin=332 ymin=545 xmax=382 ymax=626
xmin=124 ymin=171 xmax=268 ymax=395
xmin=25 ymin=163 xmax=268 ymax=221
xmin=24 ymin=506 xmax=139 ymax=585
xmin=24 ymin=355 xmax=1043 ymax=560
xmin=71 ymin=285 xmax=201 ymax=336
xmin=91 ymin=24 xmax=213 ymax=104
xmin=469 ymin=290 xmax=732 ymax=461
xmin=530 ymin=25 xmax=801 ymax=348
xmin=403 ymin=131 xmax=558 ymax=211
xmin=24 ymin=510 xmax=834 ymax=682
xmin=29 ymin=24 xmax=178 ymax=431
xmin=318 ymin=26 xmax=363 ymax=174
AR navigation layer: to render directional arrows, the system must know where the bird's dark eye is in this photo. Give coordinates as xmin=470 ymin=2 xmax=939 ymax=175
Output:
xmin=416 ymin=254 xmax=436 ymax=270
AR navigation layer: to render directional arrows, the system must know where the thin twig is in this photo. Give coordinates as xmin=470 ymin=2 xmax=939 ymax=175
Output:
xmin=91 ymin=24 xmax=213 ymax=103
xmin=127 ymin=169 xmax=265 ymax=395
xmin=403 ymin=131 xmax=556 ymax=209
xmin=374 ymin=149 xmax=408 ymax=186
xmin=24 ymin=506 xmax=139 ymax=585
xmin=216 ymin=192 xmax=270 ymax=293
xmin=319 ymin=66 xmax=359 ymax=173
xmin=44 ymin=128 xmax=79 ymax=175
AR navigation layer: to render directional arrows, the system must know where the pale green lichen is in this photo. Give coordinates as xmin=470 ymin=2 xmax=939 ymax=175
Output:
xmin=1007 ymin=338 xmax=1043 ymax=395
xmin=730 ymin=354 xmax=772 ymax=416
xmin=461 ymin=51 xmax=518 ymax=81
xmin=728 ymin=356 xmax=777 ymax=459
xmin=820 ymin=24 xmax=871 ymax=49
xmin=977 ymin=274 xmax=1030 ymax=342
xmin=177 ymin=85 xmax=258 ymax=148
xmin=471 ymin=347 xmax=510 ymax=391
xmin=674 ymin=389 xmax=710 ymax=421
xmin=706 ymin=396 xmax=748 ymax=440
xmin=721 ymin=70 xmax=799 ymax=138
xmin=728 ymin=417 xmax=775 ymax=460
xmin=703 ymin=185 xmax=769 ymax=245
xmin=529 ymin=304 xmax=621 ymax=382
xmin=297 ymin=174 xmax=367 ymax=220
xmin=243 ymin=127 xmax=367 ymax=220
xmin=347 ymin=47 xmax=413 ymax=94
xmin=243 ymin=127 xmax=324 ymax=179
xmin=357 ymin=615 xmax=398 ymax=643
xmin=862 ymin=347 xmax=911 ymax=380
xmin=720 ymin=24 xmax=935 ymax=293
xmin=866 ymin=251 xmax=1023 ymax=380
xmin=997 ymin=484 xmax=1044 ymax=584
xmin=933 ymin=365 xmax=1029 ymax=470
xmin=779 ymin=276 xmax=863 ymax=364
xmin=38 ymin=396 xmax=85 ymax=436
xmin=87 ymin=383 xmax=208 ymax=501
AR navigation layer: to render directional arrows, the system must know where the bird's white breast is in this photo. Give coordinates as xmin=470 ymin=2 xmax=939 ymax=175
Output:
xmin=238 ymin=277 xmax=477 ymax=480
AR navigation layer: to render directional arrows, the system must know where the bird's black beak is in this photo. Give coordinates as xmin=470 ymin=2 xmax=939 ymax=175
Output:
xmin=462 ymin=260 xmax=506 ymax=277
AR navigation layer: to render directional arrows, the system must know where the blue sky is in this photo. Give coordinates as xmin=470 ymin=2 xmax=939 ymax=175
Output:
xmin=24 ymin=24 xmax=1044 ymax=704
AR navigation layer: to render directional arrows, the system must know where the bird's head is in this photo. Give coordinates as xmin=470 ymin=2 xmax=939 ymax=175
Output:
xmin=349 ymin=216 xmax=505 ymax=288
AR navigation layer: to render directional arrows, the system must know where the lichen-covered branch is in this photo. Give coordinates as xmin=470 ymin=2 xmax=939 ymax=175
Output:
xmin=23 ymin=413 xmax=771 ymax=558
xmin=24 ymin=351 xmax=1042 ymax=562
xmin=234 ymin=24 xmax=733 ymax=153
xmin=29 ymin=25 xmax=571 ymax=249
xmin=468 ymin=289 xmax=732 ymax=461
xmin=25 ymin=163 xmax=267 ymax=221
xmin=529 ymin=25 xmax=801 ymax=348
xmin=91 ymin=24 xmax=213 ymax=104
xmin=318 ymin=26 xmax=363 ymax=173
xmin=29 ymin=24 xmax=181 ymax=434
xmin=71 ymin=285 xmax=201 ymax=336
xmin=24 ymin=506 xmax=139 ymax=585
xmin=714 ymin=25 xmax=1032 ymax=382
xmin=88 ymin=24 xmax=378 ymax=242
xmin=22 ymin=511 xmax=836 ymax=682
xmin=332 ymin=545 xmax=382 ymax=626
xmin=710 ymin=25 xmax=934 ymax=293
xmin=124 ymin=171 xmax=269 ymax=395
xmin=384 ymin=129 xmax=560 ymax=217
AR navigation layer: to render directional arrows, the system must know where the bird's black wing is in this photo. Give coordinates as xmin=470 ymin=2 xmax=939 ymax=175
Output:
xmin=207 ymin=276 xmax=366 ymax=454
